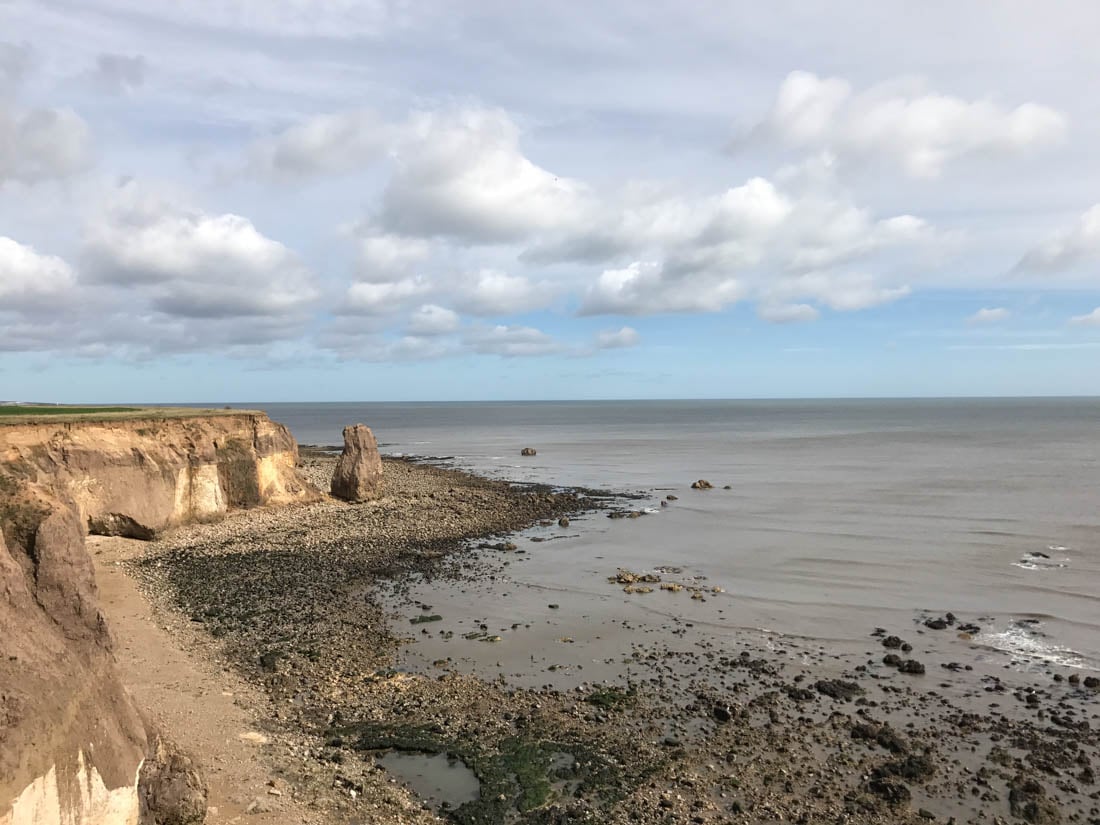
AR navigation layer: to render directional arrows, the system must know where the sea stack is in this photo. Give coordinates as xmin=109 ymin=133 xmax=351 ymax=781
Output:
xmin=331 ymin=424 xmax=384 ymax=502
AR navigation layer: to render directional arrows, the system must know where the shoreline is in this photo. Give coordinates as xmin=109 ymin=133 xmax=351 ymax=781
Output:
xmin=109 ymin=456 xmax=1098 ymax=824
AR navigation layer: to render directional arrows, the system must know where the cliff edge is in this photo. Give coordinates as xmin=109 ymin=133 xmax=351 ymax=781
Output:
xmin=0 ymin=411 xmax=319 ymax=825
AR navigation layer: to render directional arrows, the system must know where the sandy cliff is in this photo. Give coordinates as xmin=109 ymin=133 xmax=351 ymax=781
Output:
xmin=0 ymin=412 xmax=319 ymax=825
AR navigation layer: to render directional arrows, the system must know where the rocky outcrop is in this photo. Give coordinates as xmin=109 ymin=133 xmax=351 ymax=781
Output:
xmin=0 ymin=412 xmax=319 ymax=539
xmin=138 ymin=735 xmax=207 ymax=825
xmin=1 ymin=491 xmax=147 ymax=825
xmin=330 ymin=424 xmax=383 ymax=502
xmin=0 ymin=411 xmax=318 ymax=825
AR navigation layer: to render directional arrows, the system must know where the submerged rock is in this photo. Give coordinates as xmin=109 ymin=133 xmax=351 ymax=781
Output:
xmin=690 ymin=479 xmax=713 ymax=490
xmin=331 ymin=424 xmax=384 ymax=502
xmin=521 ymin=447 xmax=537 ymax=456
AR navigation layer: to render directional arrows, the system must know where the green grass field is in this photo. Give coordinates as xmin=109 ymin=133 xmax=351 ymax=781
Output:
xmin=0 ymin=405 xmax=141 ymax=417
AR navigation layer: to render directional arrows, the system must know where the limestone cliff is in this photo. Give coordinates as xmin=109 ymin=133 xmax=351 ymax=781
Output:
xmin=0 ymin=412 xmax=318 ymax=539
xmin=0 ymin=411 xmax=319 ymax=825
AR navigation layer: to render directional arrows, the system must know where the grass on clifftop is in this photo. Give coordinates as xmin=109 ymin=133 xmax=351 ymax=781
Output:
xmin=0 ymin=406 xmax=264 ymax=424
xmin=0 ymin=406 xmax=141 ymax=417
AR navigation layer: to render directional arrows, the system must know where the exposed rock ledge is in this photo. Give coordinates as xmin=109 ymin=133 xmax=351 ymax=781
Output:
xmin=0 ymin=412 xmax=319 ymax=825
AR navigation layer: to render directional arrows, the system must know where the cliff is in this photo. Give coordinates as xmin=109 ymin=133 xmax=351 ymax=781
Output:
xmin=0 ymin=411 xmax=319 ymax=825
xmin=0 ymin=411 xmax=317 ymax=539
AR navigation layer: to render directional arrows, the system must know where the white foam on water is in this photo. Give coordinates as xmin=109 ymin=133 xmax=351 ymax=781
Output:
xmin=977 ymin=622 xmax=1089 ymax=670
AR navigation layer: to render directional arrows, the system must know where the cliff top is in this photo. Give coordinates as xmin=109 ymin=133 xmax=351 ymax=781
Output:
xmin=0 ymin=406 xmax=265 ymax=426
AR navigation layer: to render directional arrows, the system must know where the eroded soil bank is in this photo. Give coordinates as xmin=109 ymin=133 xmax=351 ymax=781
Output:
xmin=120 ymin=455 xmax=1099 ymax=825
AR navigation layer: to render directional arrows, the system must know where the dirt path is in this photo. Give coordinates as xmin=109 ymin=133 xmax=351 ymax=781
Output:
xmin=90 ymin=534 xmax=324 ymax=825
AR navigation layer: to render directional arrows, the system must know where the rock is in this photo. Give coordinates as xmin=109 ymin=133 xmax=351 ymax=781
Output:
xmin=521 ymin=447 xmax=537 ymax=456
xmin=330 ymin=424 xmax=384 ymax=502
xmin=690 ymin=479 xmax=713 ymax=490
xmin=814 ymin=679 xmax=864 ymax=701
xmin=1009 ymin=774 xmax=1061 ymax=824
xmin=883 ymin=653 xmax=903 ymax=667
xmin=866 ymin=776 xmax=911 ymax=806
xmin=666 ymin=494 xmax=678 ymax=501
xmin=1084 ymin=676 xmax=1099 ymax=689
xmin=898 ymin=659 xmax=926 ymax=675
xmin=713 ymin=704 xmax=733 ymax=722
xmin=139 ymin=733 xmax=208 ymax=825
xmin=924 ymin=618 xmax=948 ymax=630
xmin=882 ymin=636 xmax=904 ymax=649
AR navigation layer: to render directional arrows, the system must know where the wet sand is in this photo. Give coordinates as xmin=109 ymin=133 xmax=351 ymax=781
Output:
xmin=116 ymin=455 xmax=1099 ymax=824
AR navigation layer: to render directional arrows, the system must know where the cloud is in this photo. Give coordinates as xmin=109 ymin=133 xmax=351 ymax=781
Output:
xmin=580 ymin=260 xmax=744 ymax=316
xmin=0 ymin=236 xmax=76 ymax=307
xmin=354 ymin=230 xmax=433 ymax=281
xmin=406 ymin=303 xmax=459 ymax=335
xmin=88 ymin=54 xmax=147 ymax=95
xmin=0 ymin=103 xmax=91 ymax=185
xmin=780 ymin=271 xmax=910 ymax=311
xmin=1015 ymin=204 xmax=1100 ymax=272
xmin=341 ymin=277 xmax=429 ymax=315
xmin=380 ymin=107 xmax=588 ymax=243
xmin=83 ymin=184 xmax=318 ymax=320
xmin=74 ymin=0 xmax=410 ymax=40
xmin=1069 ymin=307 xmax=1100 ymax=327
xmin=595 ymin=326 xmax=639 ymax=349
xmin=759 ymin=71 xmax=1067 ymax=177
xmin=967 ymin=307 xmax=1010 ymax=324
xmin=757 ymin=303 xmax=820 ymax=323
xmin=246 ymin=110 xmax=389 ymax=180
xmin=464 ymin=324 xmax=563 ymax=357
xmin=453 ymin=268 xmax=555 ymax=316
xmin=0 ymin=42 xmax=33 ymax=94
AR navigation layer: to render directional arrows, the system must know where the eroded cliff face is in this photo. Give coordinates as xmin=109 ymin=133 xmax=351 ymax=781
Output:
xmin=0 ymin=412 xmax=318 ymax=825
xmin=0 ymin=412 xmax=318 ymax=539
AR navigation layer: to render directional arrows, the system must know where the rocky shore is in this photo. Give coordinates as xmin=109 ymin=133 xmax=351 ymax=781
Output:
xmin=125 ymin=455 xmax=1099 ymax=825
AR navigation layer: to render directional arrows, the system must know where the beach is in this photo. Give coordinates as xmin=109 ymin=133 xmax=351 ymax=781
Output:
xmin=97 ymin=448 xmax=1100 ymax=824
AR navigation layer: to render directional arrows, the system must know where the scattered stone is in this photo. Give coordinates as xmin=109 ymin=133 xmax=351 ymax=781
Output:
xmin=814 ymin=679 xmax=864 ymax=701
xmin=898 ymin=659 xmax=926 ymax=675
xmin=882 ymin=636 xmax=904 ymax=649
xmin=1009 ymin=774 xmax=1061 ymax=824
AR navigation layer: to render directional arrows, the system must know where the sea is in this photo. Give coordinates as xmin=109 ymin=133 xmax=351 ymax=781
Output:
xmin=249 ymin=399 xmax=1100 ymax=678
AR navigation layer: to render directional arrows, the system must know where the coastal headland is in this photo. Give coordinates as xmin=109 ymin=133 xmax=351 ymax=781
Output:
xmin=2 ymin=411 xmax=1097 ymax=825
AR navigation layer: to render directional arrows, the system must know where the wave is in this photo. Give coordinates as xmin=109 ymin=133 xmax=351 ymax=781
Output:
xmin=974 ymin=618 xmax=1097 ymax=671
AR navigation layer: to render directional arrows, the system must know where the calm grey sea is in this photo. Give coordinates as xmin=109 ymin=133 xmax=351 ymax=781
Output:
xmin=250 ymin=399 xmax=1100 ymax=671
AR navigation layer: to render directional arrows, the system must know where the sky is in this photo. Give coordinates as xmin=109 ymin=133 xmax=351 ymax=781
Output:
xmin=1 ymin=0 xmax=1100 ymax=402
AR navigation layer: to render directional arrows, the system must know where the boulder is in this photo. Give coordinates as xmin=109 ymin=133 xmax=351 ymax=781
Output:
xmin=139 ymin=733 xmax=208 ymax=825
xmin=330 ymin=424 xmax=384 ymax=502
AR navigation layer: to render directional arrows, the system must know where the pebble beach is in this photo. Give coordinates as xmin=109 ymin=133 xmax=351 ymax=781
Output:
xmin=123 ymin=454 xmax=1100 ymax=825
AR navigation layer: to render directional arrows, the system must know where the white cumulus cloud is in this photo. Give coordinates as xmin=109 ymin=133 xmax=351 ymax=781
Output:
xmin=761 ymin=71 xmax=1067 ymax=177
xmin=595 ymin=326 xmax=640 ymax=349
xmin=406 ymin=303 xmax=460 ymax=336
xmin=247 ymin=109 xmax=389 ymax=180
xmin=1016 ymin=204 xmax=1100 ymax=273
xmin=83 ymin=184 xmax=318 ymax=319
xmin=968 ymin=307 xmax=1010 ymax=324
xmin=1069 ymin=307 xmax=1100 ymax=326
xmin=464 ymin=324 xmax=563 ymax=357
xmin=0 ymin=236 xmax=76 ymax=305
xmin=380 ymin=108 xmax=589 ymax=243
